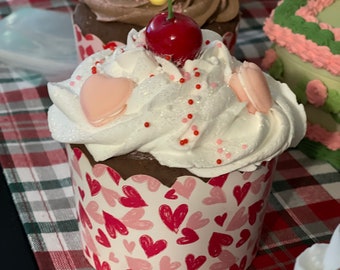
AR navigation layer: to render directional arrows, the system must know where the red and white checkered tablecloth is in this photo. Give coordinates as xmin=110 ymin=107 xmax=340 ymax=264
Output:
xmin=0 ymin=0 xmax=339 ymax=269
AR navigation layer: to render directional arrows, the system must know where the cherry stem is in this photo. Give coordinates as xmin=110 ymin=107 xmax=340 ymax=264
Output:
xmin=167 ymin=0 xmax=173 ymax=20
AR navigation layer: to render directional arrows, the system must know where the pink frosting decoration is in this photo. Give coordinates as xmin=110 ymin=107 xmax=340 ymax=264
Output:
xmin=295 ymin=0 xmax=340 ymax=41
xmin=80 ymin=74 xmax=135 ymax=126
xmin=263 ymin=16 xmax=340 ymax=76
xmin=306 ymin=122 xmax=340 ymax=151
xmin=261 ymin=48 xmax=277 ymax=70
xmin=305 ymin=79 xmax=328 ymax=107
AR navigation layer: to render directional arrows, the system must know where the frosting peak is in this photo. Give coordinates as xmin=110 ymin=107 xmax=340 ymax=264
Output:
xmin=82 ymin=0 xmax=239 ymax=26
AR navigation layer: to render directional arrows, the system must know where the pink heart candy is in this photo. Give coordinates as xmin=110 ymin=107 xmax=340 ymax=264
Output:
xmin=80 ymin=74 xmax=135 ymax=127
xmin=229 ymin=62 xmax=272 ymax=114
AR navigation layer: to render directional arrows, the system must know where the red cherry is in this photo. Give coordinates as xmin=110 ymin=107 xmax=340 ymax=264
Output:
xmin=145 ymin=11 xmax=202 ymax=67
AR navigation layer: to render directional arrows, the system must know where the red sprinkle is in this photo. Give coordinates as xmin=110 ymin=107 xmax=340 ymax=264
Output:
xmin=205 ymin=40 xmax=211 ymax=45
xmin=188 ymin=99 xmax=194 ymax=105
xmin=144 ymin=122 xmax=150 ymax=128
xmin=179 ymin=78 xmax=185 ymax=84
xmin=187 ymin=113 xmax=193 ymax=119
xmin=194 ymin=71 xmax=201 ymax=77
xmin=195 ymin=84 xmax=201 ymax=90
xmin=180 ymin=138 xmax=189 ymax=145
xmin=193 ymin=130 xmax=199 ymax=136
xmin=216 ymin=159 xmax=222 ymax=164
xmin=91 ymin=66 xmax=97 ymax=74
xmin=103 ymin=41 xmax=118 ymax=50
xmin=149 ymin=74 xmax=154 ymax=77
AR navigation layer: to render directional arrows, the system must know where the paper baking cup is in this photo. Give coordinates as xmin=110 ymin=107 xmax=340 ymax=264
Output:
xmin=73 ymin=24 xmax=125 ymax=62
xmin=68 ymin=145 xmax=277 ymax=270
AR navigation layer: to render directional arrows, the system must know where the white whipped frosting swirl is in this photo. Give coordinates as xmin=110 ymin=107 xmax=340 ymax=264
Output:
xmin=48 ymin=29 xmax=306 ymax=177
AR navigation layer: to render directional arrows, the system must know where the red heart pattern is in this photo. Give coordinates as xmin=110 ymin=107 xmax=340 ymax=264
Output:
xmin=185 ymin=254 xmax=207 ymax=270
xmin=78 ymin=186 xmax=85 ymax=201
xmin=208 ymin=232 xmax=234 ymax=257
xmin=236 ymin=229 xmax=250 ymax=248
xmin=208 ymin=173 xmax=229 ymax=187
xmin=176 ymin=228 xmax=199 ymax=245
xmin=139 ymin=234 xmax=167 ymax=258
xmin=103 ymin=211 xmax=128 ymax=239
xmin=214 ymin=212 xmax=228 ymax=227
xmin=159 ymin=204 xmax=188 ymax=233
xmin=86 ymin=173 xmax=101 ymax=196
xmin=95 ymin=228 xmax=111 ymax=248
xmin=79 ymin=201 xmax=92 ymax=229
xmin=164 ymin=189 xmax=178 ymax=199
xmin=93 ymin=253 xmax=111 ymax=270
xmin=120 ymin=185 xmax=148 ymax=208
xmin=68 ymin=146 xmax=276 ymax=269
xmin=233 ymin=182 xmax=251 ymax=206
xmin=248 ymin=199 xmax=264 ymax=225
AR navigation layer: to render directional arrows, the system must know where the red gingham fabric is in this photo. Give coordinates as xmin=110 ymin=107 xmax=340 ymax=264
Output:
xmin=0 ymin=1 xmax=339 ymax=269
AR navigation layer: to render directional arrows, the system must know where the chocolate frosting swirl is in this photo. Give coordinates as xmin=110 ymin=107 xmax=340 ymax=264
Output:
xmin=82 ymin=0 xmax=239 ymax=26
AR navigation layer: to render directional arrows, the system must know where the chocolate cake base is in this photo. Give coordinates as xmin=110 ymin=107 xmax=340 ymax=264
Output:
xmin=73 ymin=2 xmax=239 ymax=45
xmin=72 ymin=144 xmax=209 ymax=187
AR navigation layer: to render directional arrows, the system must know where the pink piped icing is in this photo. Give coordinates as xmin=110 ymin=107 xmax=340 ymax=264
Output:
xmin=305 ymin=79 xmax=328 ymax=107
xmin=306 ymin=122 xmax=340 ymax=151
xmin=295 ymin=0 xmax=340 ymax=41
xmin=261 ymin=48 xmax=277 ymax=71
xmin=263 ymin=15 xmax=340 ymax=76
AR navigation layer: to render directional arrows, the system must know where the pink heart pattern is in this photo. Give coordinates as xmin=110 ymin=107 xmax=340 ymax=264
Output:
xmin=160 ymin=256 xmax=181 ymax=270
xmin=186 ymin=211 xmax=209 ymax=230
xmin=172 ymin=177 xmax=196 ymax=199
xmin=68 ymin=145 xmax=277 ymax=269
xmin=202 ymin=186 xmax=227 ymax=205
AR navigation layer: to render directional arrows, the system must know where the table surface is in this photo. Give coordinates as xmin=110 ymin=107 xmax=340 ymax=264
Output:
xmin=0 ymin=1 xmax=339 ymax=269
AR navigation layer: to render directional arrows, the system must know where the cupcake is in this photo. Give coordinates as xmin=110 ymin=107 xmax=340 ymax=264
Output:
xmin=73 ymin=0 xmax=240 ymax=61
xmin=48 ymin=22 xmax=306 ymax=269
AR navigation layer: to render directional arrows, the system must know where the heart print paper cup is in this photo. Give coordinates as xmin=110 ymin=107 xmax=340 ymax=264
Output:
xmin=68 ymin=145 xmax=277 ymax=270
